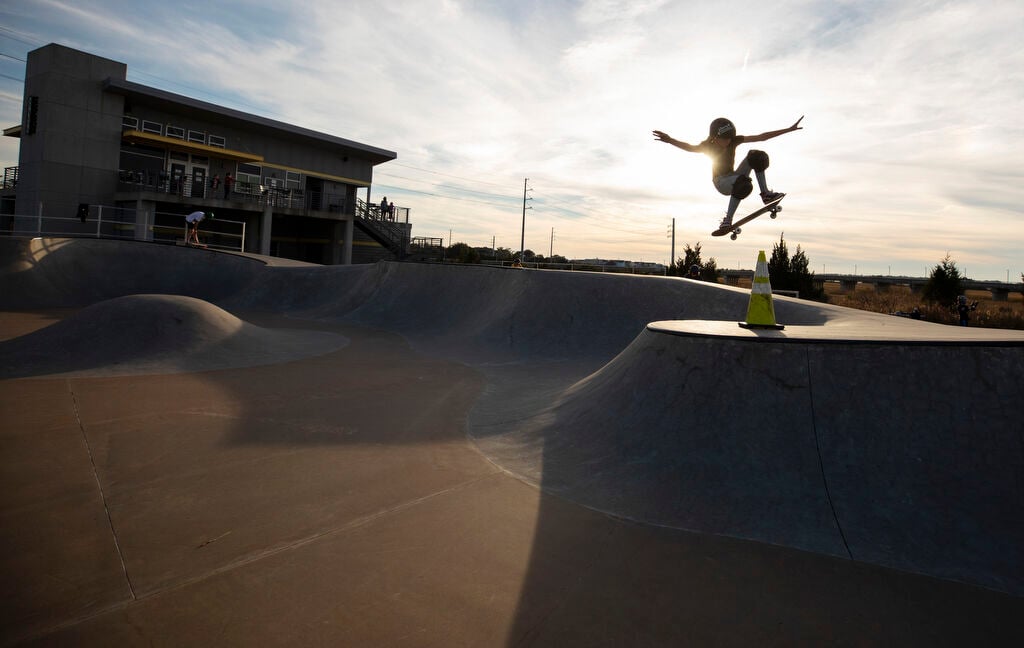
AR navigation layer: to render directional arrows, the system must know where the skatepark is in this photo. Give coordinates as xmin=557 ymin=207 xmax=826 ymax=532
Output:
xmin=2 ymin=236 xmax=1023 ymax=645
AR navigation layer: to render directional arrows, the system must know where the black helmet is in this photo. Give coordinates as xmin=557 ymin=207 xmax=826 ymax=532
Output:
xmin=709 ymin=117 xmax=735 ymax=139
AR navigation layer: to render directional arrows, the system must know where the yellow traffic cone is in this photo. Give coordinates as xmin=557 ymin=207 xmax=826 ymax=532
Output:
xmin=740 ymin=250 xmax=785 ymax=330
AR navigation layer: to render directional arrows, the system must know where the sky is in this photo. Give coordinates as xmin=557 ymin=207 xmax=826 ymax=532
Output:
xmin=1 ymin=0 xmax=1022 ymax=280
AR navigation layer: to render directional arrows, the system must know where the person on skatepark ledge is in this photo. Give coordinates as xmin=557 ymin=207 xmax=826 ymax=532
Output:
xmin=653 ymin=116 xmax=803 ymax=229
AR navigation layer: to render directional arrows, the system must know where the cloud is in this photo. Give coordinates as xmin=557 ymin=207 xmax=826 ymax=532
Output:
xmin=1 ymin=0 xmax=1022 ymax=278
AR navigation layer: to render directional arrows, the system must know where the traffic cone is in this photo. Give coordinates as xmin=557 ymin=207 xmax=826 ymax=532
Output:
xmin=739 ymin=250 xmax=784 ymax=330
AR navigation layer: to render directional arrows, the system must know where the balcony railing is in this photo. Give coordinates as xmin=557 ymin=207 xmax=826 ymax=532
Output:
xmin=116 ymin=170 xmax=349 ymax=214
xmin=2 ymin=166 xmax=17 ymax=190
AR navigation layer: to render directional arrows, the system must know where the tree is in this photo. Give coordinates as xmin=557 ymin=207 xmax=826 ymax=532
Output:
xmin=768 ymin=235 xmax=792 ymax=286
xmin=446 ymin=242 xmax=480 ymax=264
xmin=922 ymin=253 xmax=964 ymax=305
xmin=767 ymin=233 xmax=825 ymax=301
xmin=671 ymin=242 xmax=720 ymax=281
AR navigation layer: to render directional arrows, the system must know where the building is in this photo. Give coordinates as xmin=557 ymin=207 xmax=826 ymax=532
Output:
xmin=1 ymin=43 xmax=409 ymax=264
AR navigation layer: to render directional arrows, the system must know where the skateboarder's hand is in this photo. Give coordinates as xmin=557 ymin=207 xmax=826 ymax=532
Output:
xmin=652 ymin=130 xmax=673 ymax=143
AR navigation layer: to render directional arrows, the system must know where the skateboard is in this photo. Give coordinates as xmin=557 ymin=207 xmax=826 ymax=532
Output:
xmin=712 ymin=194 xmax=784 ymax=240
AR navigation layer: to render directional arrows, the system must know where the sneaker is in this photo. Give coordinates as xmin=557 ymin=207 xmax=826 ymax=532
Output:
xmin=761 ymin=190 xmax=784 ymax=204
xmin=718 ymin=214 xmax=733 ymax=229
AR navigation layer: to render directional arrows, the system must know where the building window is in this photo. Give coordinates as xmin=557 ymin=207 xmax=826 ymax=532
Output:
xmin=188 ymin=130 xmax=205 ymax=144
xmin=208 ymin=134 xmax=225 ymax=148
xmin=122 ymin=116 xmax=139 ymax=130
xmin=166 ymin=125 xmax=185 ymax=139
xmin=236 ymin=163 xmax=261 ymax=193
xmin=285 ymin=171 xmax=301 ymax=190
xmin=141 ymin=120 xmax=162 ymax=134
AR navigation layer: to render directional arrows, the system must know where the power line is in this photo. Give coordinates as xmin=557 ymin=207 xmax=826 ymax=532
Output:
xmin=388 ymin=161 xmax=512 ymax=189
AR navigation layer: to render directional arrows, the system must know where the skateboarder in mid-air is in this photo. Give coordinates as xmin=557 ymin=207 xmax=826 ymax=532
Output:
xmin=653 ymin=116 xmax=803 ymax=230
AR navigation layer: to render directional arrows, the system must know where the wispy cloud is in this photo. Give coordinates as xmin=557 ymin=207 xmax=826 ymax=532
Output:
xmin=0 ymin=0 xmax=1021 ymax=278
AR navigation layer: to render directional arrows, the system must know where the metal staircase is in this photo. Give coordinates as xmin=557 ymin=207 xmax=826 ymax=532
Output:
xmin=355 ymin=198 xmax=410 ymax=258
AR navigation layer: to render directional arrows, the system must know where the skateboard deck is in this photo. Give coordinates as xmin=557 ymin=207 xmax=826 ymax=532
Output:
xmin=712 ymin=194 xmax=784 ymax=239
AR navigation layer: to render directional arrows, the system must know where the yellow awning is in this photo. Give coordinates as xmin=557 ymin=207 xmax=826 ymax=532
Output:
xmin=121 ymin=130 xmax=371 ymax=187
xmin=122 ymin=129 xmax=264 ymax=163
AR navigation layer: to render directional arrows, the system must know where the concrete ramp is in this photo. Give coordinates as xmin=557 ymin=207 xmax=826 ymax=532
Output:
xmin=0 ymin=237 xmax=266 ymax=309
xmin=472 ymin=321 xmax=1024 ymax=595
xmin=3 ymin=237 xmax=1023 ymax=596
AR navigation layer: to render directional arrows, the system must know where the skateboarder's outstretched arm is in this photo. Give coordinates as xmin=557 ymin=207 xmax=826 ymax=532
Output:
xmin=742 ymin=116 xmax=804 ymax=143
xmin=652 ymin=130 xmax=701 ymax=153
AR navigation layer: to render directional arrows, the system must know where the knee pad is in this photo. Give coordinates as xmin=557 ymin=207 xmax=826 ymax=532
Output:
xmin=748 ymin=150 xmax=770 ymax=171
xmin=731 ymin=176 xmax=753 ymax=199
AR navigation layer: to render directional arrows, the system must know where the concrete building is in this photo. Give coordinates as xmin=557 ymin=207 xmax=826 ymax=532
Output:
xmin=1 ymin=43 xmax=409 ymax=264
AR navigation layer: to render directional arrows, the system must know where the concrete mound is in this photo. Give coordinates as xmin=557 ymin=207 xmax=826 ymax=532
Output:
xmin=0 ymin=294 xmax=348 ymax=378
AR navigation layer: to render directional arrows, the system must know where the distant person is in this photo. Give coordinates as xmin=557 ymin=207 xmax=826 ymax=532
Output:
xmin=389 ymin=201 xmax=396 ymax=221
xmin=653 ymin=116 xmax=803 ymax=229
xmin=955 ymin=295 xmax=978 ymax=327
xmin=379 ymin=196 xmax=388 ymax=219
xmin=185 ymin=211 xmax=206 ymax=246
xmin=688 ymin=264 xmax=700 ymax=279
xmin=210 ymin=174 xmax=220 ymax=191
xmin=224 ymin=173 xmax=235 ymax=199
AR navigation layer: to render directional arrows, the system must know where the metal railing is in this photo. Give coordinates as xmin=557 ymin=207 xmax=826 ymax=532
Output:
xmin=1 ymin=205 xmax=246 ymax=252
xmin=116 ymin=170 xmax=350 ymax=215
xmin=355 ymin=198 xmax=410 ymax=256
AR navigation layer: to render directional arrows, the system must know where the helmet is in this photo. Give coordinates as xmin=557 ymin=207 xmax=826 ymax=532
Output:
xmin=709 ymin=117 xmax=735 ymax=139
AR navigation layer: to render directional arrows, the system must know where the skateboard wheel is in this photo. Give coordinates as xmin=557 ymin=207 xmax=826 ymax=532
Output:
xmin=730 ymin=232 xmax=738 ymax=241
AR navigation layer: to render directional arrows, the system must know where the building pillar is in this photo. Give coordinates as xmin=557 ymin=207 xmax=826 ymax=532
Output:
xmin=343 ymin=216 xmax=353 ymax=265
xmin=260 ymin=204 xmax=273 ymax=256
xmin=135 ymin=198 xmax=155 ymax=241
xmin=329 ymin=221 xmax=343 ymax=265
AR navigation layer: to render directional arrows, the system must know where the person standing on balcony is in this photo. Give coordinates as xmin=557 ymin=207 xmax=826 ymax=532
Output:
xmin=379 ymin=196 xmax=388 ymax=220
xmin=224 ymin=173 xmax=235 ymax=199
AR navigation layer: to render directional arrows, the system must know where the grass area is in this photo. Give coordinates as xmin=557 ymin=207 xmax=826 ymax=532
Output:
xmin=823 ymin=283 xmax=1024 ymax=329
xmin=723 ymin=277 xmax=1024 ymax=329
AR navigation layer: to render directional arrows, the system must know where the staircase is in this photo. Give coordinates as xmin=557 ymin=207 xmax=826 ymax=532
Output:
xmin=356 ymin=198 xmax=410 ymax=258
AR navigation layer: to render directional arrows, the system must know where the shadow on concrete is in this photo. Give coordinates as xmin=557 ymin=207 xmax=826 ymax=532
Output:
xmin=2 ymin=238 xmax=1023 ymax=645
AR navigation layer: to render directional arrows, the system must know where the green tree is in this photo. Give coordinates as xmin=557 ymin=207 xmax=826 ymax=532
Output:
xmin=922 ymin=253 xmax=964 ymax=305
xmin=768 ymin=233 xmax=825 ymax=301
xmin=671 ymin=242 xmax=720 ymax=281
xmin=768 ymin=235 xmax=792 ymax=286
xmin=446 ymin=242 xmax=480 ymax=264
xmin=512 ymin=249 xmax=536 ymax=263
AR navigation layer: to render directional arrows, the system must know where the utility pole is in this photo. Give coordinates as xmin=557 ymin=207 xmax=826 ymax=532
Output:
xmin=520 ymin=178 xmax=532 ymax=262
xmin=667 ymin=218 xmax=675 ymax=273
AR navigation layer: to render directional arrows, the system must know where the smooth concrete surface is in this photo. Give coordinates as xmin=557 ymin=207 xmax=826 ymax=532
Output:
xmin=2 ymin=237 xmax=1023 ymax=646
